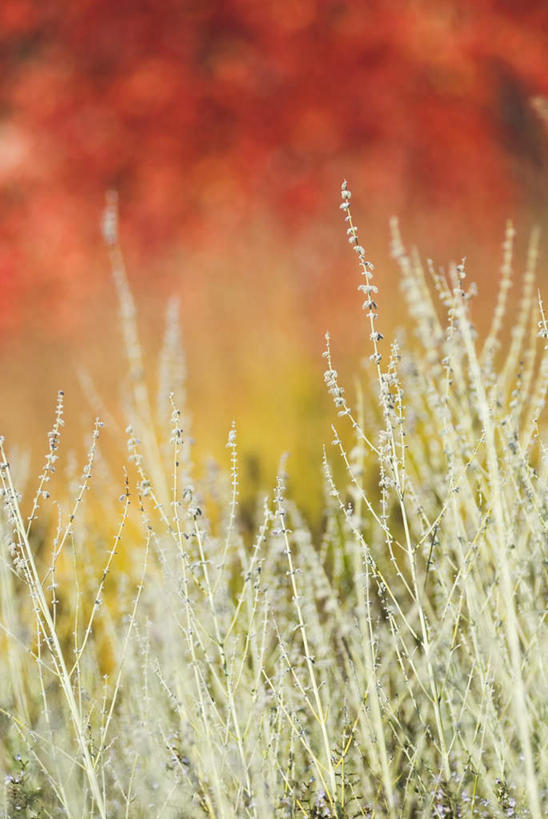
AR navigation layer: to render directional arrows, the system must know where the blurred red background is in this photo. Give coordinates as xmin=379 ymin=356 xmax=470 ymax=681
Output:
xmin=0 ymin=0 xmax=547 ymax=510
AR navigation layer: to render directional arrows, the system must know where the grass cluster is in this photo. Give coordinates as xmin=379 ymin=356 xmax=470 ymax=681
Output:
xmin=1 ymin=186 xmax=547 ymax=817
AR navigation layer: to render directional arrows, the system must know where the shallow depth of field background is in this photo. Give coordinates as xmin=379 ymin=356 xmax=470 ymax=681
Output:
xmin=1 ymin=0 xmax=547 ymax=511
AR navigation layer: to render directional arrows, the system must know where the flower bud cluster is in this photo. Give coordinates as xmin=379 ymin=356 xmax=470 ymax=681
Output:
xmin=322 ymin=332 xmax=350 ymax=418
xmin=45 ymin=390 xmax=65 ymax=475
xmin=340 ymin=180 xmax=383 ymax=364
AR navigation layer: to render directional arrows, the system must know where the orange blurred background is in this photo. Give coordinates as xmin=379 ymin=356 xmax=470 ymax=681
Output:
xmin=1 ymin=0 xmax=547 ymax=513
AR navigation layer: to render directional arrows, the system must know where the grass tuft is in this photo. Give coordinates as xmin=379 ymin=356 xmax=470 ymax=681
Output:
xmin=1 ymin=185 xmax=546 ymax=817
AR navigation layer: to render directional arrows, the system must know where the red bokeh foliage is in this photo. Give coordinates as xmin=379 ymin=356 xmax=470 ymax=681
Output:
xmin=0 ymin=0 xmax=547 ymax=330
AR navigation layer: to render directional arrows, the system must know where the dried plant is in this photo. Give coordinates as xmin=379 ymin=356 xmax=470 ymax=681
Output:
xmin=0 ymin=186 xmax=546 ymax=817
